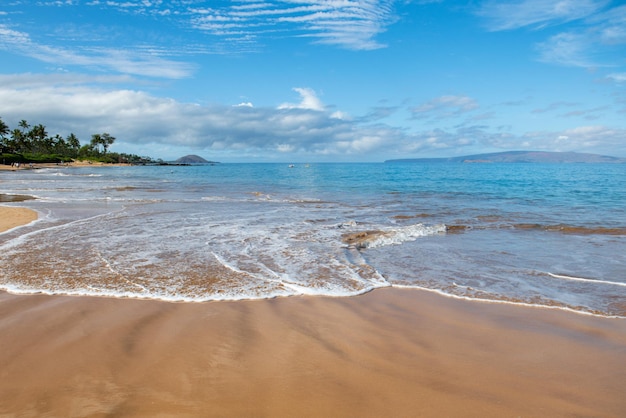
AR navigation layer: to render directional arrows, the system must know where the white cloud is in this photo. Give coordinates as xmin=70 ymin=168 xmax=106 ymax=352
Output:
xmin=559 ymin=125 xmax=620 ymax=146
xmin=331 ymin=110 xmax=350 ymax=120
xmin=482 ymin=125 xmax=626 ymax=153
xmin=278 ymin=87 xmax=325 ymax=111
xmin=536 ymin=32 xmax=596 ymax=67
xmin=0 ymin=24 xmax=193 ymax=78
xmin=478 ymin=2 xmax=625 ymax=70
xmin=189 ymin=0 xmax=396 ymax=51
xmin=478 ymin=0 xmax=609 ymax=31
xmin=2 ymin=75 xmax=625 ymax=160
xmin=0 ymin=77 xmax=407 ymax=159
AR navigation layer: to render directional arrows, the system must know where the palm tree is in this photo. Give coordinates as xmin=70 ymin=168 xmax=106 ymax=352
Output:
xmin=101 ymin=133 xmax=116 ymax=154
xmin=66 ymin=133 xmax=80 ymax=157
xmin=0 ymin=117 xmax=8 ymax=139
xmin=0 ymin=117 xmax=9 ymax=154
xmin=90 ymin=134 xmax=103 ymax=155
xmin=11 ymin=128 xmax=25 ymax=153
xmin=18 ymin=119 xmax=30 ymax=132
xmin=30 ymin=124 xmax=48 ymax=153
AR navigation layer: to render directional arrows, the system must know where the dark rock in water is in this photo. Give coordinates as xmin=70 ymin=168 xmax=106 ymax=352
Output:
xmin=0 ymin=194 xmax=36 ymax=202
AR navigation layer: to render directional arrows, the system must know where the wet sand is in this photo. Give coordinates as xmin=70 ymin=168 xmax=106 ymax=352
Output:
xmin=0 ymin=206 xmax=38 ymax=233
xmin=1 ymin=288 xmax=625 ymax=417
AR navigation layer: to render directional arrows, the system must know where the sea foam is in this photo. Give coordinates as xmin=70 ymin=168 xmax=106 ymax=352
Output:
xmin=342 ymin=223 xmax=447 ymax=249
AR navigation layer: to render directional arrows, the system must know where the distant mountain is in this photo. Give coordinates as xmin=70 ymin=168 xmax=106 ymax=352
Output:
xmin=385 ymin=151 xmax=626 ymax=164
xmin=174 ymin=155 xmax=216 ymax=164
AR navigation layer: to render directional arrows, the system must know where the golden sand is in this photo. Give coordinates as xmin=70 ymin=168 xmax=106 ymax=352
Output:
xmin=0 ymin=288 xmax=624 ymax=417
xmin=0 ymin=206 xmax=38 ymax=233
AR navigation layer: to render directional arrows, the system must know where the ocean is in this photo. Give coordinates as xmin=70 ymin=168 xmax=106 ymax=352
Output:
xmin=1 ymin=162 xmax=625 ymax=317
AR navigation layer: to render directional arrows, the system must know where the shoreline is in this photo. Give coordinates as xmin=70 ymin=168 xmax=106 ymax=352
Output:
xmin=0 ymin=206 xmax=622 ymax=318
xmin=1 ymin=287 xmax=624 ymax=417
xmin=2 ymin=283 xmax=624 ymax=320
xmin=0 ymin=202 xmax=626 ymax=319
xmin=1 ymin=202 xmax=625 ymax=416
xmin=0 ymin=160 xmax=132 ymax=171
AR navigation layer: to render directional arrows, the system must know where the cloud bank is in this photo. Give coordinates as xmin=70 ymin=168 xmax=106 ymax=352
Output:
xmin=1 ymin=75 xmax=624 ymax=160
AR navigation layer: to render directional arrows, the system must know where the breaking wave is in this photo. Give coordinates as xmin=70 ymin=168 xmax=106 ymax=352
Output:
xmin=342 ymin=223 xmax=447 ymax=249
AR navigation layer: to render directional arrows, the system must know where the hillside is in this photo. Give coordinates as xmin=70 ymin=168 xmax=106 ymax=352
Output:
xmin=174 ymin=155 xmax=216 ymax=164
xmin=385 ymin=151 xmax=626 ymax=164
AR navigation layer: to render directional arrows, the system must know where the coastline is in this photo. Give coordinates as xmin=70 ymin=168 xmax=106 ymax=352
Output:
xmin=0 ymin=206 xmax=38 ymax=233
xmin=1 ymin=288 xmax=624 ymax=417
xmin=0 ymin=160 xmax=131 ymax=171
xmin=1 ymin=164 xmax=624 ymax=416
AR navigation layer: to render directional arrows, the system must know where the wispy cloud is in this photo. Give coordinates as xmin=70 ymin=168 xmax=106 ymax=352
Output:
xmin=531 ymin=101 xmax=579 ymax=114
xmin=560 ymin=105 xmax=608 ymax=120
xmin=278 ymin=88 xmax=325 ymax=111
xmin=188 ymin=0 xmax=397 ymax=51
xmin=1 ymin=0 xmax=423 ymax=59
xmin=0 ymin=72 xmax=137 ymax=88
xmin=6 ymin=1 xmax=404 ymax=57
xmin=410 ymin=95 xmax=479 ymax=120
xmin=605 ymin=72 xmax=626 ymax=83
xmin=477 ymin=0 xmax=609 ymax=31
xmin=478 ymin=1 xmax=625 ymax=72
xmin=536 ymin=32 xmax=598 ymax=67
xmin=0 ymin=24 xmax=193 ymax=78
xmin=360 ymin=105 xmax=399 ymax=122
xmin=535 ymin=7 xmax=625 ymax=69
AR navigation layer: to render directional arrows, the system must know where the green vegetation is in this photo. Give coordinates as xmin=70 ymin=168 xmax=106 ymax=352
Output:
xmin=0 ymin=116 xmax=154 ymax=165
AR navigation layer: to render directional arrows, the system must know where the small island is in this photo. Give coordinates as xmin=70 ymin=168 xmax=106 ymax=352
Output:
xmin=175 ymin=155 xmax=219 ymax=164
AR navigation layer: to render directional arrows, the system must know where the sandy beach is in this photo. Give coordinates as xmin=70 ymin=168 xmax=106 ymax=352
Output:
xmin=0 ymin=206 xmax=38 ymax=233
xmin=0 ymin=288 xmax=624 ymax=417
xmin=1 ymin=192 xmax=625 ymax=417
xmin=0 ymin=161 xmax=131 ymax=171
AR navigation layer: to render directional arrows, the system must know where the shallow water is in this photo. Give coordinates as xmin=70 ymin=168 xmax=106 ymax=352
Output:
xmin=1 ymin=162 xmax=625 ymax=316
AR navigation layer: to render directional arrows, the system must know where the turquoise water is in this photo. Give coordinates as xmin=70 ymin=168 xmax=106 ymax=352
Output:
xmin=1 ymin=162 xmax=625 ymax=316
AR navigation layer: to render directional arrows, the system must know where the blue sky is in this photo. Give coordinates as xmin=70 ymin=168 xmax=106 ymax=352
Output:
xmin=1 ymin=0 xmax=625 ymax=162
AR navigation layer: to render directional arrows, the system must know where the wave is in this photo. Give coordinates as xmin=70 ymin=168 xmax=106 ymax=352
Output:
xmin=392 ymin=284 xmax=625 ymax=319
xmin=48 ymin=172 xmax=102 ymax=177
xmin=547 ymin=272 xmax=626 ymax=287
xmin=342 ymin=223 xmax=446 ymax=249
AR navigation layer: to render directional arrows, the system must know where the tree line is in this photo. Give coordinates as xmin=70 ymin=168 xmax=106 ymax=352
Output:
xmin=0 ymin=116 xmax=153 ymax=164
